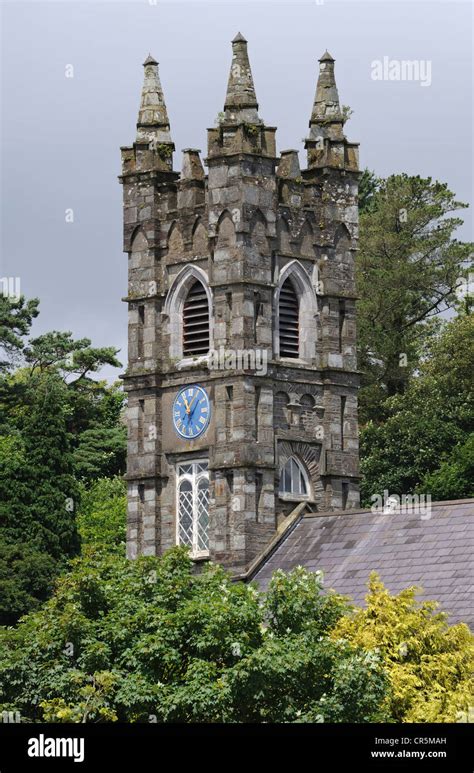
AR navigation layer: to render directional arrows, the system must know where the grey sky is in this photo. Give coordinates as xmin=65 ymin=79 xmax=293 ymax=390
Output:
xmin=1 ymin=0 xmax=472 ymax=381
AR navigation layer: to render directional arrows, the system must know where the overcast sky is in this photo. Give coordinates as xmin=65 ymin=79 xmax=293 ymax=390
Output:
xmin=1 ymin=0 xmax=472 ymax=381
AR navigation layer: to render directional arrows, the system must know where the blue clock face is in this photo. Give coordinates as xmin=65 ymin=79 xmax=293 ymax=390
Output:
xmin=173 ymin=385 xmax=211 ymax=440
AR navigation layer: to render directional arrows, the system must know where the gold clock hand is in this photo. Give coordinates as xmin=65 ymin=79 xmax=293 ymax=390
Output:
xmin=187 ymin=390 xmax=199 ymax=413
xmin=182 ymin=394 xmax=190 ymax=413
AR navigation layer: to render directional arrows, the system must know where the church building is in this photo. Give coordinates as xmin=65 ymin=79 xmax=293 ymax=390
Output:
xmin=119 ymin=34 xmax=360 ymax=574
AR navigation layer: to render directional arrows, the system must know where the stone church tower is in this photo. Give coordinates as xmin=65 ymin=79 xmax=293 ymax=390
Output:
xmin=120 ymin=34 xmax=360 ymax=573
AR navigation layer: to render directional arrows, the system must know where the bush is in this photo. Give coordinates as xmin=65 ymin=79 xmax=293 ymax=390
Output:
xmin=332 ymin=574 xmax=474 ymax=722
xmin=0 ymin=551 xmax=388 ymax=723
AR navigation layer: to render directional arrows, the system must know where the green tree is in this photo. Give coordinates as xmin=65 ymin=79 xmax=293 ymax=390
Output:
xmin=72 ymin=425 xmax=126 ymax=481
xmin=421 ymin=435 xmax=474 ymax=500
xmin=4 ymin=373 xmax=80 ymax=556
xmin=77 ymin=476 xmax=126 ymax=554
xmin=21 ymin=331 xmax=126 ymax=480
xmin=0 ymin=434 xmax=59 ymax=625
xmin=0 ymin=296 xmax=126 ymax=622
xmin=0 ymin=295 xmax=39 ymax=373
xmin=23 ymin=331 xmax=120 ymax=383
xmin=0 ymin=374 xmax=80 ymax=624
xmin=358 ymin=168 xmax=380 ymax=214
xmin=357 ymin=174 xmax=472 ymax=421
xmin=0 ymin=302 xmax=126 ymax=482
xmin=0 ymin=542 xmax=58 ymax=627
xmin=332 ymin=574 xmax=474 ymax=723
xmin=360 ymin=313 xmax=474 ymax=502
xmin=0 ymin=551 xmax=388 ymax=723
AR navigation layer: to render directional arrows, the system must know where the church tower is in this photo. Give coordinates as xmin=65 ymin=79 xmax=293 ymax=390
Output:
xmin=120 ymin=37 xmax=360 ymax=573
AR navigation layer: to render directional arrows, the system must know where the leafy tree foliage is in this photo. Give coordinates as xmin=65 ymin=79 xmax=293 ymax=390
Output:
xmin=332 ymin=574 xmax=474 ymax=723
xmin=421 ymin=435 xmax=474 ymax=501
xmin=19 ymin=330 xmax=126 ymax=481
xmin=0 ymin=436 xmax=57 ymax=625
xmin=0 ymin=542 xmax=58 ymax=627
xmin=0 ymin=374 xmax=81 ymax=624
xmin=360 ymin=313 xmax=474 ymax=503
xmin=0 ymin=295 xmax=39 ymax=372
xmin=0 ymin=297 xmax=126 ymax=623
xmin=76 ymin=476 xmax=126 ymax=554
xmin=73 ymin=425 xmax=126 ymax=481
xmin=358 ymin=168 xmax=380 ymax=214
xmin=0 ymin=373 xmax=79 ymax=557
xmin=0 ymin=551 xmax=388 ymax=723
xmin=357 ymin=174 xmax=472 ymax=421
xmin=23 ymin=331 xmax=121 ymax=384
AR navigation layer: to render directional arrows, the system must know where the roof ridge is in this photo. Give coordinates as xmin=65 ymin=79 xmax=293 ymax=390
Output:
xmin=304 ymin=498 xmax=474 ymax=519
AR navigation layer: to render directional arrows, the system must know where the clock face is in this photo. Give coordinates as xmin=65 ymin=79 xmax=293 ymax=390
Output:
xmin=173 ymin=385 xmax=211 ymax=440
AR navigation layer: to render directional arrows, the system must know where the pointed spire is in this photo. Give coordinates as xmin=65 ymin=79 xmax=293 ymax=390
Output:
xmin=305 ymin=50 xmax=348 ymax=169
xmin=224 ymin=32 xmax=260 ymax=122
xmin=309 ymin=50 xmax=342 ymax=126
xmin=136 ymin=54 xmax=173 ymax=145
xmin=319 ymin=50 xmax=335 ymax=63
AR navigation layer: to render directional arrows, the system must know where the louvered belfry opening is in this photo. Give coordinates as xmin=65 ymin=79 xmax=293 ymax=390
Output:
xmin=279 ymin=278 xmax=299 ymax=358
xmin=183 ymin=280 xmax=210 ymax=356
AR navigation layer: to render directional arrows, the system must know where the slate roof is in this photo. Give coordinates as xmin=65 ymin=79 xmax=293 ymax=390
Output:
xmin=252 ymin=499 xmax=474 ymax=627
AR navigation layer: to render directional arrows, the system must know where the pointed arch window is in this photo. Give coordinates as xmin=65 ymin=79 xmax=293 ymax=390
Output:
xmin=279 ymin=456 xmax=309 ymax=497
xmin=278 ymin=278 xmax=299 ymax=358
xmin=183 ymin=280 xmax=210 ymax=356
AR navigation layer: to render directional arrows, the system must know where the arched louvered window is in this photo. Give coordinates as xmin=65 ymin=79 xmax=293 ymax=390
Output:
xmin=279 ymin=456 xmax=309 ymax=497
xmin=183 ymin=280 xmax=210 ymax=356
xmin=278 ymin=278 xmax=299 ymax=358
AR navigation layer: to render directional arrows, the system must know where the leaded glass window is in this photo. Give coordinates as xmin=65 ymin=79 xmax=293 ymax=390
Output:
xmin=176 ymin=460 xmax=209 ymax=556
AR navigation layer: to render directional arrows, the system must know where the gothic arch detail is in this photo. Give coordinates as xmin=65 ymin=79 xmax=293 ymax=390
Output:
xmin=274 ymin=260 xmax=318 ymax=361
xmin=279 ymin=456 xmax=310 ymax=498
xmin=130 ymin=227 xmax=148 ymax=253
xmin=299 ymin=220 xmax=315 ymax=257
xmin=165 ymin=265 xmax=213 ymax=360
xmin=278 ymin=441 xmax=323 ymax=502
xmin=128 ymin=229 xmax=149 ymax=297
xmin=250 ymin=209 xmax=269 ymax=255
xmin=192 ymin=218 xmax=208 ymax=255
xmin=300 ymin=393 xmax=315 ymax=409
xmin=277 ymin=215 xmax=292 ymax=254
xmin=334 ymin=222 xmax=353 ymax=284
xmin=334 ymin=222 xmax=351 ymax=248
xmin=167 ymin=221 xmax=184 ymax=256
xmin=215 ymin=210 xmax=236 ymax=253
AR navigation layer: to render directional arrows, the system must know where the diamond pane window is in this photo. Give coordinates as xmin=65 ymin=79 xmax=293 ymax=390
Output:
xmin=176 ymin=460 xmax=210 ymax=556
xmin=197 ymin=478 xmax=210 ymax=552
xmin=178 ymin=479 xmax=193 ymax=547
